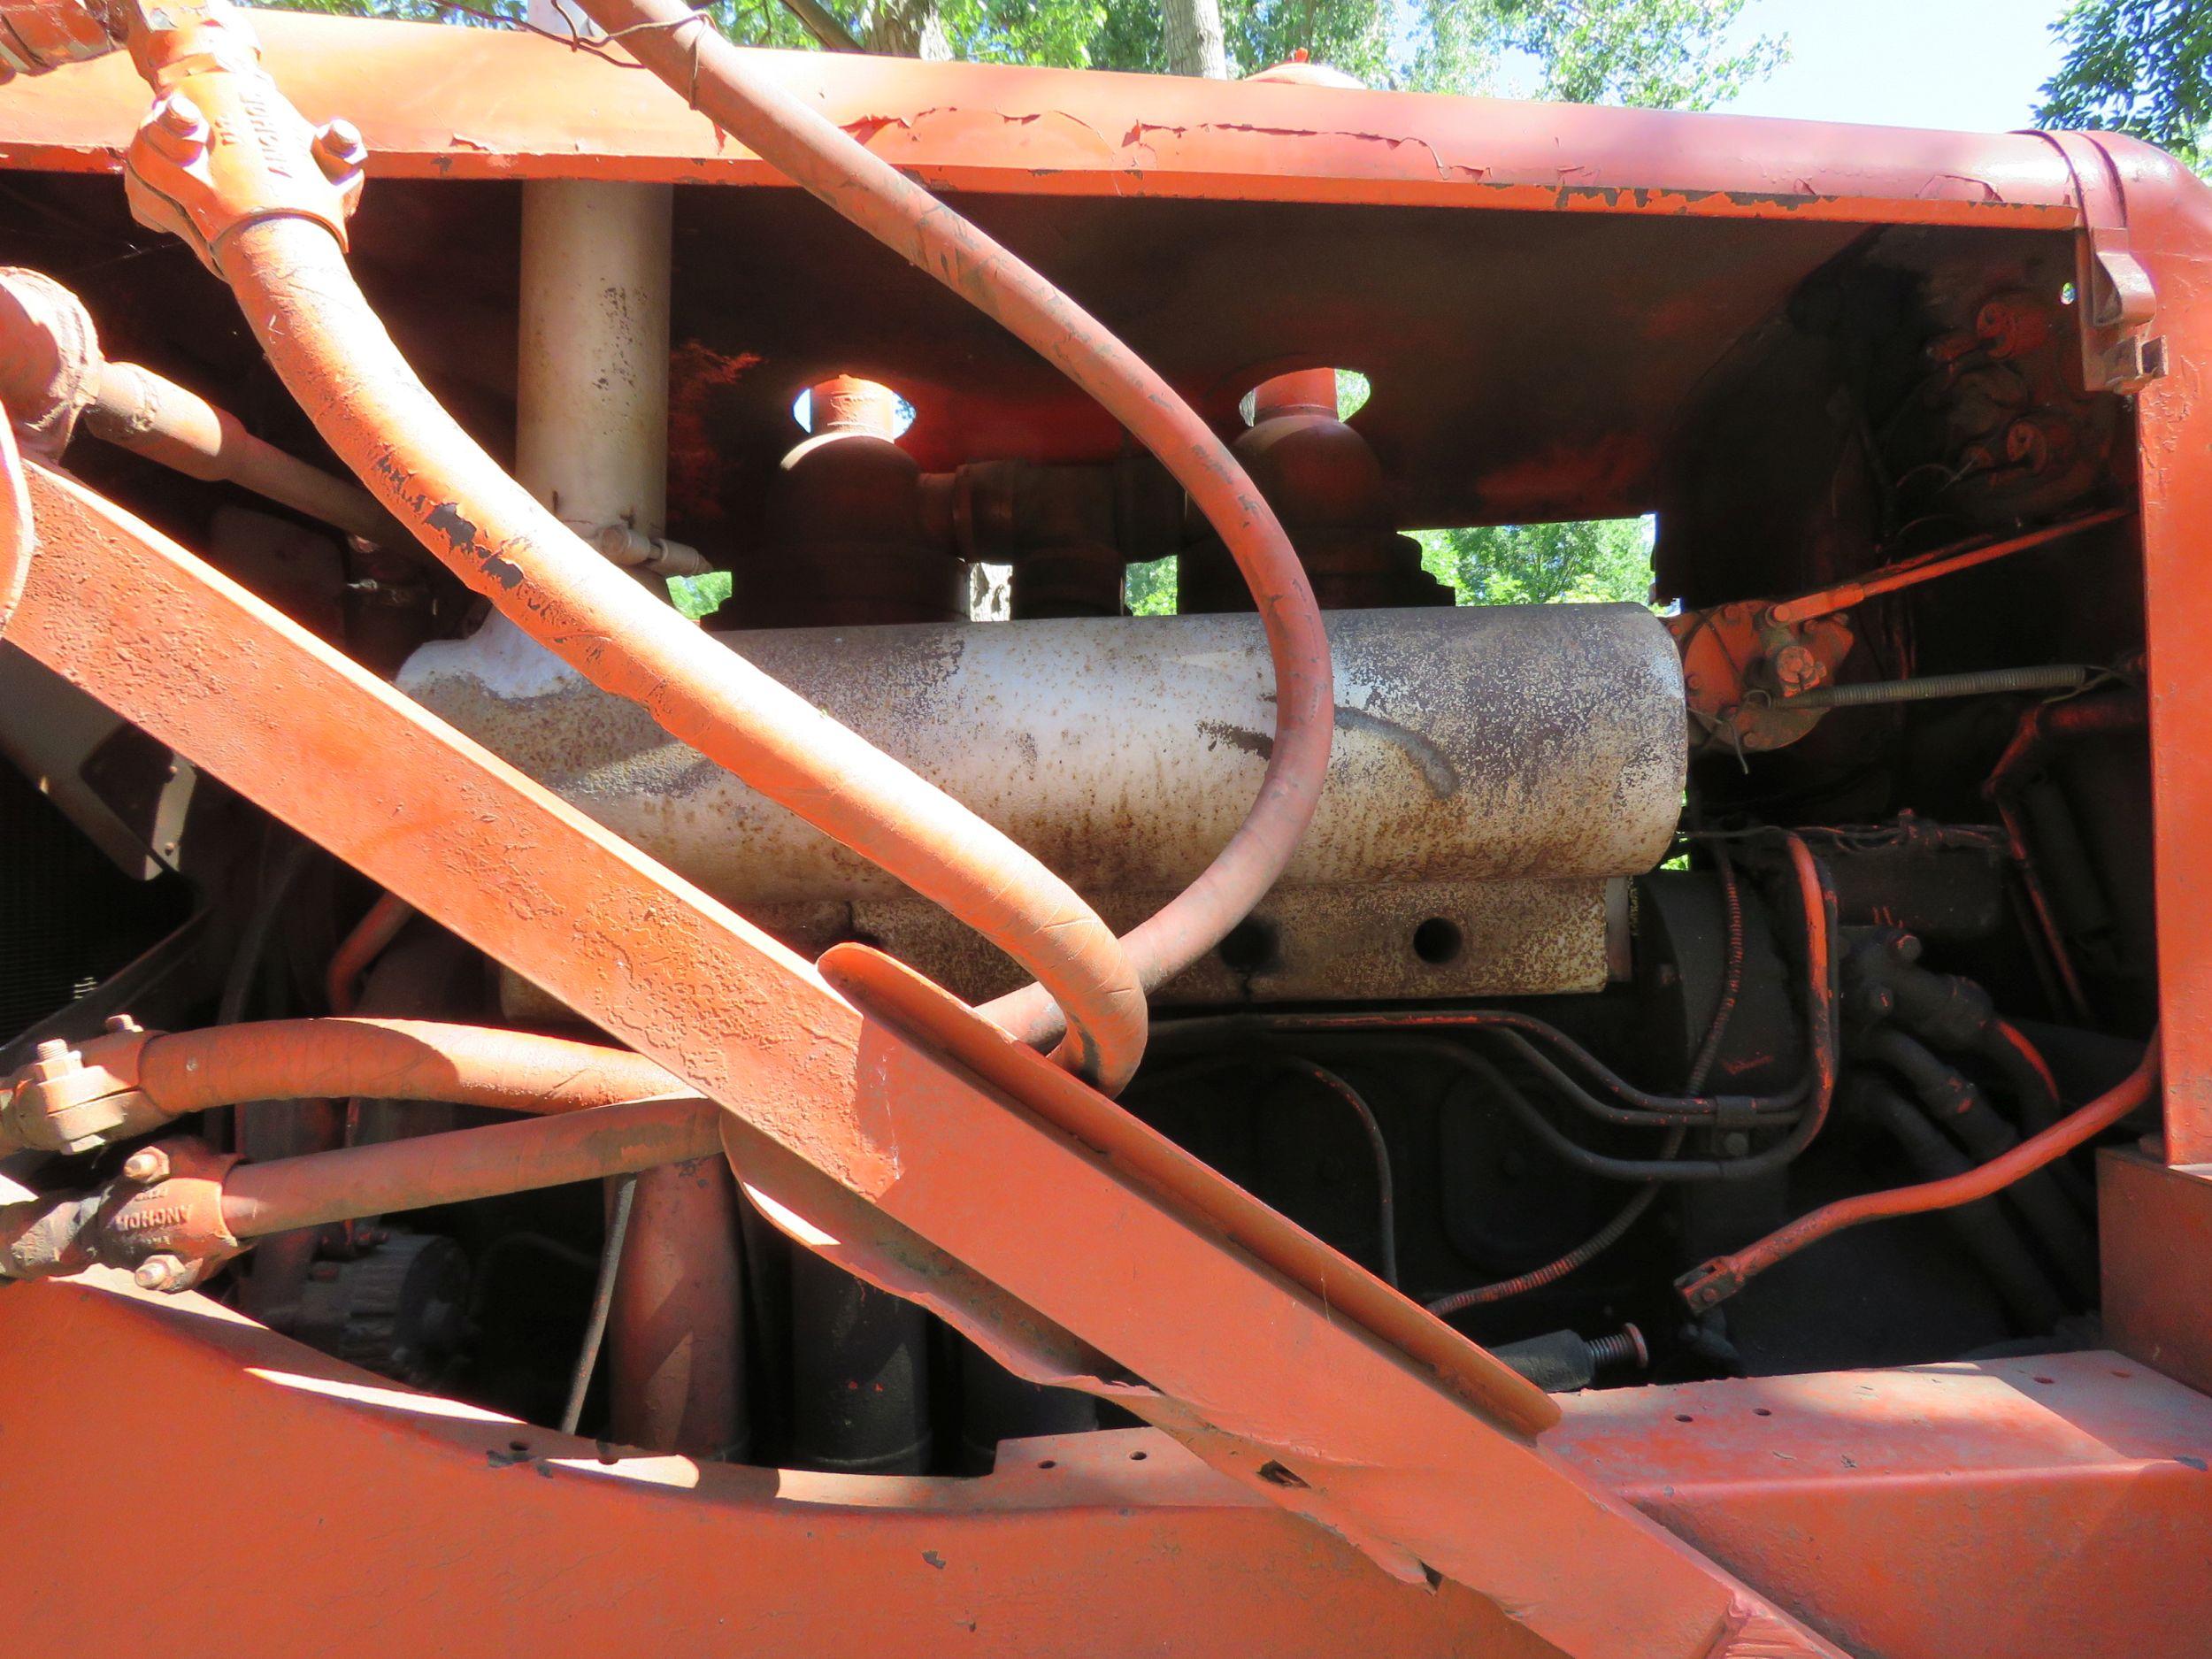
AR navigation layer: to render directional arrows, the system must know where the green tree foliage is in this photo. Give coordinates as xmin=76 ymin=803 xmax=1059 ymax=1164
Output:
xmin=2038 ymin=0 xmax=2212 ymax=167
xmin=1416 ymin=518 xmax=1655 ymax=607
xmin=261 ymin=0 xmax=1781 ymax=104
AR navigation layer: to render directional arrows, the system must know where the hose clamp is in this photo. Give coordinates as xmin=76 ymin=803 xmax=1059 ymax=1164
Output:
xmin=0 ymin=1017 xmax=161 ymax=1156
xmin=118 ymin=0 xmax=361 ymax=270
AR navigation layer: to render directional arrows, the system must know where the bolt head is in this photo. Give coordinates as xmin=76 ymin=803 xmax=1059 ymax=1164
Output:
xmin=312 ymin=118 xmax=368 ymax=178
xmin=104 ymin=1013 xmax=142 ymax=1035
xmin=28 ymin=1039 xmax=79 ymax=1082
xmin=1772 ymin=642 xmax=1822 ymax=693
xmin=134 ymin=1254 xmax=186 ymax=1293
xmin=121 ymin=1147 xmax=170 ymax=1185
xmin=153 ymin=93 xmax=208 ymax=141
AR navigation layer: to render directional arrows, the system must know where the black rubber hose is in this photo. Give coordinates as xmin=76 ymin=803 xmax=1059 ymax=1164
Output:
xmin=1862 ymin=1027 xmax=2098 ymax=1302
xmin=1850 ymin=1075 xmax=2068 ymax=1332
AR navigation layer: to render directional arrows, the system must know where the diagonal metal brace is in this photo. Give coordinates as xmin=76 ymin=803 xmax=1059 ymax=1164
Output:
xmin=9 ymin=461 xmax=1841 ymax=1659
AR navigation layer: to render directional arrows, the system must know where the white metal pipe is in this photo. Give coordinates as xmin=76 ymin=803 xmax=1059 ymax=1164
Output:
xmin=516 ymin=177 xmax=673 ymax=546
xmin=402 ymin=603 xmax=1686 ymax=904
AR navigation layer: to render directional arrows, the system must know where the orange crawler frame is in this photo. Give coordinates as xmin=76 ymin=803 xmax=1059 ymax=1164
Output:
xmin=3 ymin=15 xmax=2212 ymax=1657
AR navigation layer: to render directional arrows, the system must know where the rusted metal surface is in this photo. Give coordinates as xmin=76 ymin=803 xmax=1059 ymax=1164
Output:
xmin=2070 ymin=134 xmax=2212 ymax=1164
xmin=1180 ymin=367 xmax=1450 ymax=612
xmin=0 ymin=1017 xmax=683 ymax=1156
xmin=9 ymin=1272 xmax=2206 ymax=1656
xmin=0 ymin=1134 xmax=237 ymax=1286
xmin=0 ymin=263 xmax=400 ymax=543
xmin=2099 ymin=1147 xmax=2212 ymax=1394
xmin=0 ymin=1272 xmax=1550 ymax=1659
xmin=12 ymin=457 xmax=1847 ymax=1657
xmin=405 ymin=603 xmax=1683 ymax=906
xmin=691 ymin=877 xmax=1623 ymax=1009
xmin=0 ymin=41 xmax=2085 ymax=533
xmin=1667 ymin=601 xmax=1854 ymax=757
xmin=740 ymin=373 xmax=968 ymax=626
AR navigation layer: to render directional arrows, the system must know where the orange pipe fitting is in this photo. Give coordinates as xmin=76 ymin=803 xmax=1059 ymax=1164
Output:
xmin=1681 ymin=1034 xmax=2160 ymax=1309
xmin=213 ymin=215 xmax=1144 ymax=1092
xmin=577 ymin=0 xmax=1335 ymax=1051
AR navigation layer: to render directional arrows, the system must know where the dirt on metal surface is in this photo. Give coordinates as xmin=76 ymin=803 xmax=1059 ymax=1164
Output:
xmin=404 ymin=604 xmax=1684 ymax=908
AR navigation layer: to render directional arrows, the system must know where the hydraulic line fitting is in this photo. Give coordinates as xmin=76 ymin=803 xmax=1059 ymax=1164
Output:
xmin=0 ymin=1135 xmax=239 ymax=1291
xmin=0 ymin=1016 xmax=163 ymax=1156
xmin=114 ymin=0 xmax=361 ymax=271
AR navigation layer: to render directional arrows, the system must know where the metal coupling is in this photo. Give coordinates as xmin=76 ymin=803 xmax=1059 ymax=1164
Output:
xmin=0 ymin=1136 xmax=240 ymax=1289
xmin=0 ymin=1015 xmax=165 ymax=1155
xmin=117 ymin=0 xmax=362 ymax=271
xmin=595 ymin=523 xmax=712 ymax=578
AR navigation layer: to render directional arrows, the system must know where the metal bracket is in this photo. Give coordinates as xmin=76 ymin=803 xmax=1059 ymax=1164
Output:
xmin=2029 ymin=129 xmax=2169 ymax=393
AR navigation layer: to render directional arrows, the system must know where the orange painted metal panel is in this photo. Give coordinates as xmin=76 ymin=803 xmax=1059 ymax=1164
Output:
xmin=0 ymin=12 xmax=2081 ymax=228
xmin=0 ymin=1272 xmax=1541 ymax=1659
xmin=2102 ymin=136 xmax=2212 ymax=1163
xmin=2100 ymin=1148 xmax=2212 ymax=1391
xmin=9 ymin=1274 xmax=2208 ymax=1658
xmin=1551 ymin=1350 xmax=2212 ymax=1659
xmin=8 ymin=462 xmax=1840 ymax=1655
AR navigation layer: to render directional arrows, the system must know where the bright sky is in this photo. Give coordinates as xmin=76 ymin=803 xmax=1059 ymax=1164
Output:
xmin=1714 ymin=0 xmax=2070 ymax=133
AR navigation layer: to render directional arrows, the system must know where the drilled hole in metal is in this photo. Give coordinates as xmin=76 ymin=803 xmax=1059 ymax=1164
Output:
xmin=1412 ymin=917 xmax=1463 ymax=965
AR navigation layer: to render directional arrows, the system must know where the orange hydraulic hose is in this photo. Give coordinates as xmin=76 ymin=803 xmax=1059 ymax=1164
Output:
xmin=573 ymin=0 xmax=1336 ymax=1049
xmin=212 ymin=218 xmax=1144 ymax=1093
xmin=134 ymin=1018 xmax=687 ymax=1119
xmin=221 ymin=1096 xmax=720 ymax=1238
xmin=326 ymin=891 xmax=415 ymax=1016
xmin=1680 ymin=1033 xmax=2160 ymax=1309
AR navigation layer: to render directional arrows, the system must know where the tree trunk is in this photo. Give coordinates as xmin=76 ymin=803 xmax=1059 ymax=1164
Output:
xmin=1163 ymin=0 xmax=1228 ymax=79
xmin=865 ymin=0 xmax=950 ymax=60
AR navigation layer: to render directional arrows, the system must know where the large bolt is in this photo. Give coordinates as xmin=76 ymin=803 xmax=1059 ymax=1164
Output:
xmin=141 ymin=94 xmax=210 ymax=165
xmin=312 ymin=118 xmax=367 ymax=180
xmin=155 ymin=93 xmax=206 ymax=138
xmin=28 ymin=1039 xmax=79 ymax=1082
xmin=134 ymin=1254 xmax=187 ymax=1293
xmin=121 ymin=1147 xmax=171 ymax=1184
xmin=1586 ymin=1323 xmax=1648 ymax=1372
xmin=1771 ymin=641 xmax=1823 ymax=694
